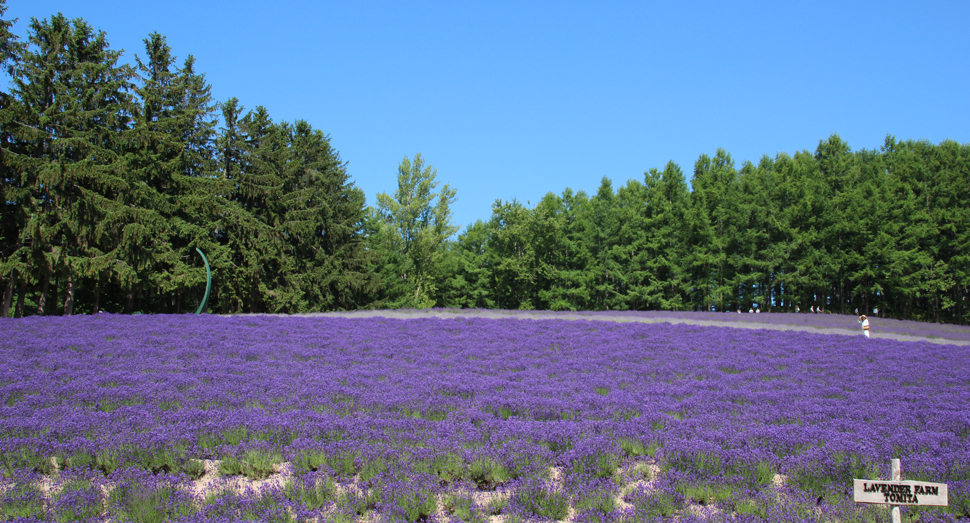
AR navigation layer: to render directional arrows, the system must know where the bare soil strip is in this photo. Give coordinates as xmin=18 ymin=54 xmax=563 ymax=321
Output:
xmin=281 ymin=309 xmax=970 ymax=346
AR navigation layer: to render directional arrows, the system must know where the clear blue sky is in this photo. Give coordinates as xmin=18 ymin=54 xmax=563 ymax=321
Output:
xmin=5 ymin=1 xmax=968 ymax=234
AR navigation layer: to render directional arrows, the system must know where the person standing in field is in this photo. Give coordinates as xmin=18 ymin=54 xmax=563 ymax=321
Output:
xmin=859 ymin=315 xmax=870 ymax=339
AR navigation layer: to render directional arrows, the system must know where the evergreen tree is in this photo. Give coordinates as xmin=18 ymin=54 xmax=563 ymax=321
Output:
xmin=535 ymin=188 xmax=594 ymax=310
xmin=529 ymin=192 xmax=575 ymax=311
xmin=584 ymin=177 xmax=626 ymax=310
xmin=746 ymin=155 xmax=795 ymax=311
xmin=126 ymin=32 xmax=225 ymax=314
xmin=485 ymin=199 xmax=542 ymax=310
xmin=125 ymin=32 xmax=189 ymax=313
xmin=280 ymin=120 xmax=378 ymax=311
xmin=436 ymin=219 xmax=494 ymax=309
xmin=845 ymin=146 xmax=891 ymax=316
xmin=687 ymin=149 xmax=739 ymax=311
xmin=215 ymin=100 xmax=287 ymax=313
xmin=4 ymin=14 xmax=136 ymax=316
xmin=814 ymin=134 xmax=859 ymax=313
xmin=528 ymin=192 xmax=568 ymax=310
xmin=779 ymin=150 xmax=826 ymax=312
xmin=883 ymin=137 xmax=958 ymax=321
xmin=0 ymin=0 xmax=23 ymax=316
xmin=161 ymin=53 xmax=223 ymax=315
xmin=633 ymin=161 xmax=690 ymax=310
xmin=0 ymin=0 xmax=17 ymax=71
xmin=939 ymin=140 xmax=970 ymax=323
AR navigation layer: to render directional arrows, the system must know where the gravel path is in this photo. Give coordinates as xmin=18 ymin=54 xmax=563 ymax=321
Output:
xmin=277 ymin=309 xmax=970 ymax=346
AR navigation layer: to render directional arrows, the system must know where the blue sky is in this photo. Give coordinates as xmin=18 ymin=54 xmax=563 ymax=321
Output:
xmin=5 ymin=1 xmax=968 ymax=233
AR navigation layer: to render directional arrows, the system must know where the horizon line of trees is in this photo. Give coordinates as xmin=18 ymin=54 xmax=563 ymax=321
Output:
xmin=2 ymin=5 xmax=969 ymax=324
xmin=0 ymin=6 xmax=378 ymax=317
xmin=433 ymin=135 xmax=970 ymax=325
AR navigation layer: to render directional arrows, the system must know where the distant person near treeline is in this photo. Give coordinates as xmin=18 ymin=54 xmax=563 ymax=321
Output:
xmin=859 ymin=315 xmax=870 ymax=339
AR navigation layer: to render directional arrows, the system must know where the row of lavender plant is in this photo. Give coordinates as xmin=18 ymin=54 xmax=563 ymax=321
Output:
xmin=1 ymin=313 xmax=968 ymax=522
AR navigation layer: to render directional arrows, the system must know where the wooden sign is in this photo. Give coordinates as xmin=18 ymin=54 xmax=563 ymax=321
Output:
xmin=853 ymin=459 xmax=948 ymax=523
xmin=853 ymin=479 xmax=948 ymax=506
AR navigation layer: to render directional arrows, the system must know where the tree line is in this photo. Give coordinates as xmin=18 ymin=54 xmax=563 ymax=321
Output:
xmin=434 ymin=136 xmax=970 ymax=324
xmin=0 ymin=7 xmax=378 ymax=316
xmin=2 ymin=6 xmax=968 ymax=323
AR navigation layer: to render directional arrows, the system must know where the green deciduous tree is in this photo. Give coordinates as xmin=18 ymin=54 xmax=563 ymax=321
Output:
xmin=373 ymin=154 xmax=458 ymax=308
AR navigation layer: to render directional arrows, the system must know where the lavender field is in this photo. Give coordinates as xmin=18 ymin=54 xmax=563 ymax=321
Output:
xmin=1 ymin=313 xmax=969 ymax=522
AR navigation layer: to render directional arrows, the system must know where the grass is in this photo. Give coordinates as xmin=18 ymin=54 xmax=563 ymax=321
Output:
xmin=107 ymin=478 xmax=197 ymax=523
xmin=0 ymin=480 xmax=46 ymax=520
xmin=442 ymin=492 xmax=474 ymax=520
xmin=218 ymin=449 xmax=283 ymax=480
xmin=618 ymin=438 xmax=659 ymax=458
xmin=676 ymin=481 xmax=736 ymax=505
xmin=571 ymin=452 xmax=621 ymax=479
xmin=469 ymin=457 xmax=511 ymax=489
xmin=512 ymin=482 xmax=570 ymax=521
xmin=284 ymin=476 xmax=337 ymax=510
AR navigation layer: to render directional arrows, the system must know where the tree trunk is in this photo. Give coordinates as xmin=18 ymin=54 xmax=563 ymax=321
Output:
xmin=2 ymin=272 xmax=14 ymax=318
xmin=36 ymin=264 xmax=52 ymax=316
xmin=124 ymin=290 xmax=134 ymax=314
xmin=15 ymin=279 xmax=26 ymax=318
xmin=63 ymin=273 xmax=76 ymax=315
xmin=92 ymin=277 xmax=100 ymax=314
xmin=50 ymin=271 xmax=58 ymax=316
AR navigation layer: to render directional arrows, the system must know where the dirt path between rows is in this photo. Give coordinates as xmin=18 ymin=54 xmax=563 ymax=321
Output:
xmin=276 ymin=309 xmax=970 ymax=346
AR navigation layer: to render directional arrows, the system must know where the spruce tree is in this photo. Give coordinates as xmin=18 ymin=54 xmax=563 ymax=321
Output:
xmin=5 ymin=14 xmax=136 ymax=315
xmin=216 ymin=99 xmax=285 ymax=313
xmin=280 ymin=119 xmax=377 ymax=311
xmin=126 ymin=32 xmax=226 ymax=314
xmin=0 ymin=0 xmax=23 ymax=317
xmin=164 ymin=53 xmax=223 ymax=314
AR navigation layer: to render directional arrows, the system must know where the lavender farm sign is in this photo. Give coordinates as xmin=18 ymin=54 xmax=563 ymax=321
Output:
xmin=854 ymin=459 xmax=948 ymax=523
xmin=854 ymin=479 xmax=948 ymax=506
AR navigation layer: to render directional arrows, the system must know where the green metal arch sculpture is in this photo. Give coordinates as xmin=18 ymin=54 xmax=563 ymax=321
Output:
xmin=195 ymin=248 xmax=211 ymax=314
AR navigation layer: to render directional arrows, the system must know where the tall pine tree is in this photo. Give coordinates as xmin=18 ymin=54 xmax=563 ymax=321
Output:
xmin=5 ymin=14 xmax=136 ymax=315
